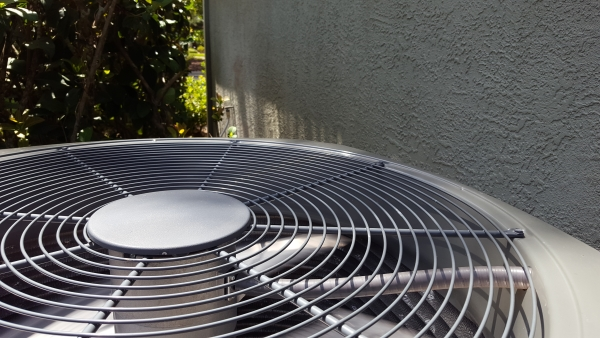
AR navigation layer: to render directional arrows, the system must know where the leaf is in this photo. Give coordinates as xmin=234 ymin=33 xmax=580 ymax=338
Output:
xmin=163 ymin=87 xmax=175 ymax=104
xmin=0 ymin=0 xmax=27 ymax=6
xmin=150 ymin=0 xmax=173 ymax=12
xmin=166 ymin=58 xmax=180 ymax=72
xmin=38 ymin=96 xmax=65 ymax=113
xmin=148 ymin=58 xmax=165 ymax=72
xmin=136 ymin=101 xmax=151 ymax=118
xmin=39 ymin=0 xmax=53 ymax=10
xmin=0 ymin=123 xmax=16 ymax=131
xmin=123 ymin=15 xmax=146 ymax=30
xmin=7 ymin=59 xmax=25 ymax=74
xmin=36 ymin=71 xmax=71 ymax=93
xmin=4 ymin=99 xmax=18 ymax=110
xmin=23 ymin=116 xmax=44 ymax=129
xmin=157 ymin=49 xmax=180 ymax=72
xmin=227 ymin=126 xmax=237 ymax=138
xmin=0 ymin=0 xmax=26 ymax=5
xmin=65 ymin=88 xmax=82 ymax=111
xmin=155 ymin=0 xmax=174 ymax=6
xmin=166 ymin=126 xmax=177 ymax=138
xmin=26 ymin=37 xmax=55 ymax=58
xmin=78 ymin=127 xmax=93 ymax=142
xmin=61 ymin=58 xmax=81 ymax=73
xmin=4 ymin=7 xmax=38 ymax=21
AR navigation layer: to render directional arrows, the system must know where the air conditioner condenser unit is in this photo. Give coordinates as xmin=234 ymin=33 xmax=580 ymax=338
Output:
xmin=0 ymin=139 xmax=599 ymax=337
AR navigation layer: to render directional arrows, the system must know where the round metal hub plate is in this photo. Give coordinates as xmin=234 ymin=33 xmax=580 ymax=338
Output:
xmin=87 ymin=190 xmax=250 ymax=256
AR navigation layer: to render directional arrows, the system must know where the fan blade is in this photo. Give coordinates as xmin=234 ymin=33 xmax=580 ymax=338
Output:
xmin=330 ymin=308 xmax=423 ymax=338
xmin=236 ymin=234 xmax=349 ymax=276
xmin=279 ymin=321 xmax=345 ymax=337
xmin=280 ymin=308 xmax=421 ymax=338
xmin=0 ymin=284 xmax=117 ymax=337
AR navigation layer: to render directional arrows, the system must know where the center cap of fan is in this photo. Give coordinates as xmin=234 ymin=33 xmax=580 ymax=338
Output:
xmin=87 ymin=190 xmax=250 ymax=256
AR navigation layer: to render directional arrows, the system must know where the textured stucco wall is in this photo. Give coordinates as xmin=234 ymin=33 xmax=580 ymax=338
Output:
xmin=209 ymin=0 xmax=600 ymax=248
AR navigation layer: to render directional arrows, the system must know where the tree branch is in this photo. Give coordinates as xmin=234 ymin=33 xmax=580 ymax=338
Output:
xmin=116 ymin=39 xmax=186 ymax=138
xmin=115 ymin=38 xmax=155 ymax=99
xmin=116 ymin=39 xmax=166 ymax=137
xmin=70 ymin=0 xmax=119 ymax=142
xmin=19 ymin=1 xmax=43 ymax=113
xmin=155 ymin=70 xmax=186 ymax=104
xmin=0 ymin=29 xmax=13 ymax=114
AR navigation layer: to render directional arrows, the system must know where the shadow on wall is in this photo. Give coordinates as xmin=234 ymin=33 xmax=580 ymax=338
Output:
xmin=219 ymin=55 xmax=346 ymax=144
xmin=212 ymin=0 xmax=372 ymax=145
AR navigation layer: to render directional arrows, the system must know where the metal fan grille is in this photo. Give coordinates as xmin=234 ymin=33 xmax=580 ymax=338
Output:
xmin=0 ymin=139 xmax=536 ymax=337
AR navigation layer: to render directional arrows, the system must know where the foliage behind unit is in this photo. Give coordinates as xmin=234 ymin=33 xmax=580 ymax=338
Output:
xmin=0 ymin=0 xmax=206 ymax=148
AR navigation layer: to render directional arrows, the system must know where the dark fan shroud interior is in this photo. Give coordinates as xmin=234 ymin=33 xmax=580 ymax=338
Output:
xmin=0 ymin=139 xmax=536 ymax=337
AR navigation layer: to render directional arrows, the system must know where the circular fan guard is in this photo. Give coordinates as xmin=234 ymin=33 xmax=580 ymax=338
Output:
xmin=0 ymin=139 xmax=536 ymax=337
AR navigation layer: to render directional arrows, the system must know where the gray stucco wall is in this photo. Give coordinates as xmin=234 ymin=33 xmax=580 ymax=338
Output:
xmin=209 ymin=0 xmax=600 ymax=248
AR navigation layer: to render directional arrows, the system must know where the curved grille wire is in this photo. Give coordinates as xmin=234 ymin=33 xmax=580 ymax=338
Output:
xmin=0 ymin=139 xmax=536 ymax=337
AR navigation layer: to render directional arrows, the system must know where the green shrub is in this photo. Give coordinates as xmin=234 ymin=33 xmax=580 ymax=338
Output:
xmin=182 ymin=75 xmax=206 ymax=123
xmin=0 ymin=0 xmax=207 ymax=148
